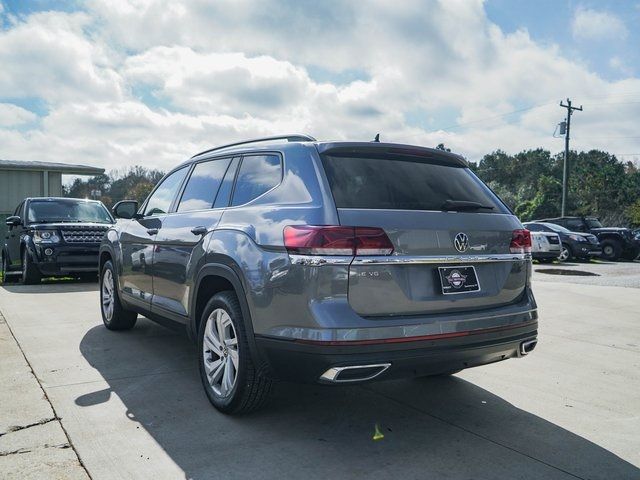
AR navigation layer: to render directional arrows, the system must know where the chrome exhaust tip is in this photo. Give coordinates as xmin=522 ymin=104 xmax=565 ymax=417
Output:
xmin=320 ymin=363 xmax=391 ymax=383
xmin=519 ymin=339 xmax=537 ymax=356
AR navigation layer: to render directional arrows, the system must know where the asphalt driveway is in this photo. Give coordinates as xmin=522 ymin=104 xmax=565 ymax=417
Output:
xmin=0 ymin=277 xmax=638 ymax=479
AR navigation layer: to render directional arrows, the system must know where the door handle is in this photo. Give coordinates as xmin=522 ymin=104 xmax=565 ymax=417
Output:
xmin=146 ymin=228 xmax=159 ymax=236
xmin=191 ymin=226 xmax=208 ymax=236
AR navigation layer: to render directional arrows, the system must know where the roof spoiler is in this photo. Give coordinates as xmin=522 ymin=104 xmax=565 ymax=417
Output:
xmin=316 ymin=142 xmax=468 ymax=167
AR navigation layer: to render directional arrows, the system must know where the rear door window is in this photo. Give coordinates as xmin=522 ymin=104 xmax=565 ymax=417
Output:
xmin=177 ymin=158 xmax=232 ymax=212
xmin=213 ymin=157 xmax=240 ymax=209
xmin=231 ymin=155 xmax=281 ymax=206
xmin=321 ymin=153 xmax=508 ymax=213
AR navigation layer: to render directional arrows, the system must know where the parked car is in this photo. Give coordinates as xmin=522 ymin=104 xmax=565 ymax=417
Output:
xmin=528 ymin=229 xmax=561 ymax=263
xmin=1 ymin=197 xmax=114 ymax=284
xmin=538 ymin=216 xmax=639 ymax=261
xmin=99 ymin=134 xmax=538 ymax=414
xmin=524 ymin=222 xmax=601 ymax=262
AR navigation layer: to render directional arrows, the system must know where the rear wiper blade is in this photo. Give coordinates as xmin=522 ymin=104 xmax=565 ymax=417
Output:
xmin=441 ymin=200 xmax=495 ymax=211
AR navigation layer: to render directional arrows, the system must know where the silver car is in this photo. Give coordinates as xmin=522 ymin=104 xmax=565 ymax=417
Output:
xmin=99 ymin=134 xmax=538 ymax=414
xmin=530 ymin=230 xmax=561 ymax=263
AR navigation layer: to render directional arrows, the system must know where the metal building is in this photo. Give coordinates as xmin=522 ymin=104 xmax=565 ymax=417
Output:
xmin=0 ymin=159 xmax=104 ymax=240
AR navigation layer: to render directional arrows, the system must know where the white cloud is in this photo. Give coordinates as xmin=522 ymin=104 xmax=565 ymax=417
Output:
xmin=0 ymin=11 xmax=123 ymax=103
xmin=0 ymin=103 xmax=37 ymax=126
xmin=571 ymin=8 xmax=628 ymax=41
xmin=0 ymin=1 xmax=639 ymax=172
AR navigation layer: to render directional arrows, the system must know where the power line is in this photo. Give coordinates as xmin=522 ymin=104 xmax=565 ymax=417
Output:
xmin=434 ymin=102 xmax=553 ymax=131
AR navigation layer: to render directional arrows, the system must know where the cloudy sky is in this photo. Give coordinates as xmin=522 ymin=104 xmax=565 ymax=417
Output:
xmin=1 ymin=0 xmax=639 ymax=174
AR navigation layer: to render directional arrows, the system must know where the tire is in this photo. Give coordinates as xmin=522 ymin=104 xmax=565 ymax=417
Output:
xmin=100 ymin=260 xmax=137 ymax=330
xmin=198 ymin=291 xmax=272 ymax=414
xmin=600 ymin=239 xmax=622 ymax=261
xmin=558 ymin=243 xmax=572 ymax=262
xmin=1 ymin=255 xmax=15 ymax=284
xmin=22 ymin=249 xmax=42 ymax=285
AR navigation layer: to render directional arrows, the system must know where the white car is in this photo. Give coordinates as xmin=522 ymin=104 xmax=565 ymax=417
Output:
xmin=530 ymin=231 xmax=561 ymax=263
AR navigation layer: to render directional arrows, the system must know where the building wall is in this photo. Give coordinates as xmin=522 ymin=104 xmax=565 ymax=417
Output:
xmin=0 ymin=170 xmax=63 ymax=245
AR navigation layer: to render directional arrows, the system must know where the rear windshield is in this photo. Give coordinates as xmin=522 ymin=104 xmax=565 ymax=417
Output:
xmin=28 ymin=199 xmax=113 ymax=224
xmin=321 ymin=154 xmax=508 ymax=213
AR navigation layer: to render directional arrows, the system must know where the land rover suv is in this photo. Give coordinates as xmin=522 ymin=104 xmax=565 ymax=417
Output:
xmin=99 ymin=134 xmax=538 ymax=414
xmin=2 ymin=197 xmax=114 ymax=284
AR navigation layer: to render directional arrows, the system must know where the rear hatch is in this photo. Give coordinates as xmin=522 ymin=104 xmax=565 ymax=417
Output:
xmin=319 ymin=145 xmax=528 ymax=317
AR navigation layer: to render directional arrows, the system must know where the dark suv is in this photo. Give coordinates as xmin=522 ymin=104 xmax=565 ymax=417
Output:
xmin=2 ymin=197 xmax=114 ymax=284
xmin=523 ymin=222 xmax=601 ymax=262
xmin=99 ymin=135 xmax=538 ymax=414
xmin=539 ymin=216 xmax=640 ymax=261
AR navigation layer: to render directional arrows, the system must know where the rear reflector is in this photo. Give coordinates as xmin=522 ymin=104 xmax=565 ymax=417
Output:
xmin=283 ymin=225 xmax=394 ymax=256
xmin=510 ymin=229 xmax=532 ymax=254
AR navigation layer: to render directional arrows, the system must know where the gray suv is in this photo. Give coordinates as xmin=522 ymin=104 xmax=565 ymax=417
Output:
xmin=99 ymin=134 xmax=538 ymax=414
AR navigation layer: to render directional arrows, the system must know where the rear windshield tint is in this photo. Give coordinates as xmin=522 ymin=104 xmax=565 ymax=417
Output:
xmin=321 ymin=154 xmax=508 ymax=213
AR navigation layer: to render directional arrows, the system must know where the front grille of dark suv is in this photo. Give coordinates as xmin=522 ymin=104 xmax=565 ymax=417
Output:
xmin=61 ymin=227 xmax=108 ymax=244
xmin=587 ymin=235 xmax=599 ymax=244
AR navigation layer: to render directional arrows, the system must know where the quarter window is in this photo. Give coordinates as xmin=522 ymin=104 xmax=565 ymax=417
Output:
xmin=231 ymin=155 xmax=281 ymax=206
xmin=177 ymin=158 xmax=232 ymax=212
xmin=143 ymin=167 xmax=188 ymax=216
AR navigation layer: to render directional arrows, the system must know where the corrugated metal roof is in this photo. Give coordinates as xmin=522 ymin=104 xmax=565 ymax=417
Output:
xmin=0 ymin=159 xmax=104 ymax=175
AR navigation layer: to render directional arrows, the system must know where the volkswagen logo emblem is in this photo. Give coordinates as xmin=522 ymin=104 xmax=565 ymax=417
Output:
xmin=454 ymin=232 xmax=469 ymax=253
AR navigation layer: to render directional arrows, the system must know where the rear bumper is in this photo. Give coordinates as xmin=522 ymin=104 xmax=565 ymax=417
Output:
xmin=255 ymin=320 xmax=538 ymax=383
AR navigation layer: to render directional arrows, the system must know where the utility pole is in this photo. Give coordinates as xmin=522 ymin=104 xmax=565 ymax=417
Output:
xmin=559 ymin=98 xmax=582 ymax=216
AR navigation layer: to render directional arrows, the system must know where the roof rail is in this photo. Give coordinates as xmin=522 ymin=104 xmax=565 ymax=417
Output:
xmin=191 ymin=133 xmax=317 ymax=158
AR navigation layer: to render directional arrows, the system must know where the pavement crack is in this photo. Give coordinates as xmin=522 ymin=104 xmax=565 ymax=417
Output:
xmin=0 ymin=310 xmax=92 ymax=479
xmin=0 ymin=417 xmax=58 ymax=437
xmin=0 ymin=448 xmax=32 ymax=456
xmin=0 ymin=443 xmax=70 ymax=457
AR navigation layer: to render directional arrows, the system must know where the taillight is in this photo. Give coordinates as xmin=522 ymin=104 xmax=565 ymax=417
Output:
xmin=510 ymin=229 xmax=532 ymax=254
xmin=283 ymin=225 xmax=394 ymax=256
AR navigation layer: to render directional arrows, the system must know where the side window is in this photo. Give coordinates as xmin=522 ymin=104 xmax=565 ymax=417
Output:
xmin=177 ymin=158 xmax=232 ymax=212
xmin=14 ymin=202 xmax=23 ymax=217
xmin=143 ymin=167 xmax=188 ymax=217
xmin=526 ymin=224 xmax=540 ymax=232
xmin=231 ymin=155 xmax=281 ymax=206
xmin=213 ymin=157 xmax=240 ymax=209
xmin=566 ymin=219 xmax=583 ymax=230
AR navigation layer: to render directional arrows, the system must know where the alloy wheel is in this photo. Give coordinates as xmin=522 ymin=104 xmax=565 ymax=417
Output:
xmin=559 ymin=247 xmax=570 ymax=262
xmin=603 ymin=245 xmax=614 ymax=257
xmin=101 ymin=269 xmax=115 ymax=322
xmin=202 ymin=308 xmax=239 ymax=397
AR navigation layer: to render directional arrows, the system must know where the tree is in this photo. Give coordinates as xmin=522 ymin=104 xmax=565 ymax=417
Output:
xmin=64 ymin=166 xmax=165 ymax=207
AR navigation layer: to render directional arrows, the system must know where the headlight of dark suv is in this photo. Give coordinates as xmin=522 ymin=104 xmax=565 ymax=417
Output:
xmin=33 ymin=230 xmax=61 ymax=244
xmin=568 ymin=234 xmax=587 ymax=242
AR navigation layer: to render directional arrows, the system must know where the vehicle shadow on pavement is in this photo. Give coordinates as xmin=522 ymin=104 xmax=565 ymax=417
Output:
xmin=77 ymin=321 xmax=639 ymax=480
xmin=1 ymin=280 xmax=98 ymax=294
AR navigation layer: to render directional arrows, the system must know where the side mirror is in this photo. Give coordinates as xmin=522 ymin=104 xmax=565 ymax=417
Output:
xmin=112 ymin=200 xmax=139 ymax=220
xmin=5 ymin=216 xmax=21 ymax=227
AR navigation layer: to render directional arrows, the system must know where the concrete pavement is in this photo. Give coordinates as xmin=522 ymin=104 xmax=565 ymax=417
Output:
xmin=0 ymin=278 xmax=638 ymax=479
xmin=0 ymin=310 xmax=88 ymax=479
